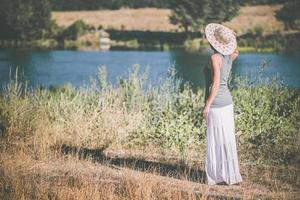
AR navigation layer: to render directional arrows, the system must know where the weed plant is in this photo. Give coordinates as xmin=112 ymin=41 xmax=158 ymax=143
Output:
xmin=0 ymin=62 xmax=299 ymax=166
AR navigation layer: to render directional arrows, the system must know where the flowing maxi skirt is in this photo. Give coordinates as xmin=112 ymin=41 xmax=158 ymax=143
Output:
xmin=205 ymin=104 xmax=243 ymax=185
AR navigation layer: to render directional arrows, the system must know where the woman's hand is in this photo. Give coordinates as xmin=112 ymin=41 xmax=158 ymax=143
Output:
xmin=229 ymin=29 xmax=239 ymax=61
xmin=230 ymin=47 xmax=239 ymax=61
xmin=231 ymin=29 xmax=237 ymax=37
xmin=202 ymin=104 xmax=210 ymax=119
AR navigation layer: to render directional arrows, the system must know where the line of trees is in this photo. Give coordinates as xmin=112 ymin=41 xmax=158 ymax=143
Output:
xmin=0 ymin=0 xmax=51 ymax=40
xmin=0 ymin=0 xmax=299 ymax=41
xmin=276 ymin=0 xmax=300 ymax=30
xmin=49 ymin=0 xmax=170 ymax=10
xmin=241 ymin=0 xmax=288 ymax=5
xmin=49 ymin=0 xmax=291 ymax=10
xmin=169 ymin=0 xmax=240 ymax=33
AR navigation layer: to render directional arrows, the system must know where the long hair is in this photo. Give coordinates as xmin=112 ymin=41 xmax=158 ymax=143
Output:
xmin=209 ymin=43 xmax=219 ymax=54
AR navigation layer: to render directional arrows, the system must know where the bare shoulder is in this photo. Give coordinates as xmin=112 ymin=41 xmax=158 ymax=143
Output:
xmin=211 ymin=53 xmax=222 ymax=61
xmin=210 ymin=53 xmax=222 ymax=67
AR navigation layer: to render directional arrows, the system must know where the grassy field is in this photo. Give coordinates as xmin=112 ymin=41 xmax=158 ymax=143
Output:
xmin=52 ymin=5 xmax=284 ymax=35
xmin=52 ymin=8 xmax=178 ymax=32
xmin=0 ymin=66 xmax=299 ymax=199
xmin=223 ymin=4 xmax=284 ymax=35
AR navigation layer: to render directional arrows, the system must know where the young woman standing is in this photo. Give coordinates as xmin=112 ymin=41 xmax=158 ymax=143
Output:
xmin=203 ymin=23 xmax=243 ymax=185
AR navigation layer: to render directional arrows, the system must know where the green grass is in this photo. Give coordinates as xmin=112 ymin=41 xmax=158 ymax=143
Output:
xmin=238 ymin=46 xmax=275 ymax=53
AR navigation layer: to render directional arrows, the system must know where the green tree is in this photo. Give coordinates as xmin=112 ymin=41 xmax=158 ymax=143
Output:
xmin=49 ymin=0 xmax=170 ymax=10
xmin=206 ymin=0 xmax=240 ymax=23
xmin=169 ymin=0 xmax=239 ymax=33
xmin=241 ymin=0 xmax=286 ymax=5
xmin=58 ymin=20 xmax=90 ymax=40
xmin=169 ymin=0 xmax=209 ymax=33
xmin=0 ymin=0 xmax=51 ymax=40
xmin=276 ymin=0 xmax=300 ymax=30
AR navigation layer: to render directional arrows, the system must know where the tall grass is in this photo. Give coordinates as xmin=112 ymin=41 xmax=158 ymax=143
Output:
xmin=0 ymin=63 xmax=299 ymax=163
xmin=0 ymin=63 xmax=299 ymax=199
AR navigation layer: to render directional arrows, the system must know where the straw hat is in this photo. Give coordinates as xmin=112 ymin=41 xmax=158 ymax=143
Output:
xmin=205 ymin=23 xmax=237 ymax=55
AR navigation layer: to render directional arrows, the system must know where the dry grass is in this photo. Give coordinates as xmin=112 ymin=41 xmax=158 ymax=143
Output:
xmin=52 ymin=5 xmax=285 ymax=34
xmin=224 ymin=5 xmax=284 ymax=35
xmin=1 ymin=147 xmax=298 ymax=200
xmin=0 ymin=67 xmax=299 ymax=199
xmin=52 ymin=8 xmax=179 ymax=32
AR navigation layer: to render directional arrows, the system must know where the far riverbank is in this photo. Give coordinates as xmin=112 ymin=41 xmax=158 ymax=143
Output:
xmin=1 ymin=29 xmax=299 ymax=53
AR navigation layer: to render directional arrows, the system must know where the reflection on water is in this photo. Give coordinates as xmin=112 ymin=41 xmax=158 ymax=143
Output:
xmin=0 ymin=48 xmax=299 ymax=89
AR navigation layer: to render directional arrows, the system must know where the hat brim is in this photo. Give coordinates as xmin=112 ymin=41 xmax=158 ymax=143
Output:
xmin=205 ymin=23 xmax=237 ymax=55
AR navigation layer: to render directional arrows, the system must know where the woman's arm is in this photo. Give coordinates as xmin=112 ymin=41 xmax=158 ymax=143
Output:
xmin=230 ymin=30 xmax=239 ymax=61
xmin=202 ymin=54 xmax=221 ymax=118
xmin=230 ymin=47 xmax=239 ymax=61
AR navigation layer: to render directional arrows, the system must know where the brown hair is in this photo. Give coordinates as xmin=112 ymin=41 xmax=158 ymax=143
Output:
xmin=209 ymin=43 xmax=218 ymax=54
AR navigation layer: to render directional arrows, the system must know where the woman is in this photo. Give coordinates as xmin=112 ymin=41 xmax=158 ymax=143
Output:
xmin=202 ymin=23 xmax=243 ymax=185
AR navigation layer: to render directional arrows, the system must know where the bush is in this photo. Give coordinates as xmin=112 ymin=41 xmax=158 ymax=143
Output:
xmin=233 ymin=86 xmax=300 ymax=164
xmin=276 ymin=0 xmax=300 ymax=30
xmin=58 ymin=20 xmax=90 ymax=40
xmin=48 ymin=20 xmax=65 ymax=39
xmin=0 ymin=64 xmax=299 ymax=165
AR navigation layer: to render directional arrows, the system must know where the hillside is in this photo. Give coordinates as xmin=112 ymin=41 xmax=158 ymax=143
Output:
xmin=224 ymin=4 xmax=284 ymax=35
xmin=52 ymin=5 xmax=285 ymax=35
xmin=52 ymin=8 xmax=178 ymax=32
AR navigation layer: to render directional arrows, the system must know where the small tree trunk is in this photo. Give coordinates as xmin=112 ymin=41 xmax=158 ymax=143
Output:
xmin=184 ymin=25 xmax=189 ymax=34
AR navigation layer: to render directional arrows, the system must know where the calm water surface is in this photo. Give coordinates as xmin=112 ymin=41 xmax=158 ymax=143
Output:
xmin=0 ymin=48 xmax=299 ymax=89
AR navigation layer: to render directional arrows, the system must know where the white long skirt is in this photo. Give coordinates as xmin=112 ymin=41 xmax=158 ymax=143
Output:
xmin=205 ymin=103 xmax=243 ymax=185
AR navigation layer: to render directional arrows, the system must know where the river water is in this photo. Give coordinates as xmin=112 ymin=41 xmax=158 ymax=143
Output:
xmin=0 ymin=48 xmax=299 ymax=89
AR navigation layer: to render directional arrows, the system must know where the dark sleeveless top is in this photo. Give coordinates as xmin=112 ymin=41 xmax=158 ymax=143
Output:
xmin=203 ymin=53 xmax=233 ymax=108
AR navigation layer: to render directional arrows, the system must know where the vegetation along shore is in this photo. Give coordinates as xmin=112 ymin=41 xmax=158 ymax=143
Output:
xmin=0 ymin=65 xmax=299 ymax=199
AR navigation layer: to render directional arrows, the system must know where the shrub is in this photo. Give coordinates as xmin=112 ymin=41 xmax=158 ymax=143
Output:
xmin=48 ymin=20 xmax=65 ymax=39
xmin=58 ymin=20 xmax=90 ymax=40
xmin=0 ymin=64 xmax=299 ymax=165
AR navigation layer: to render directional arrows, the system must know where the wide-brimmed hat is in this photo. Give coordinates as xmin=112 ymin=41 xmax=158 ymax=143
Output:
xmin=205 ymin=23 xmax=237 ymax=55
